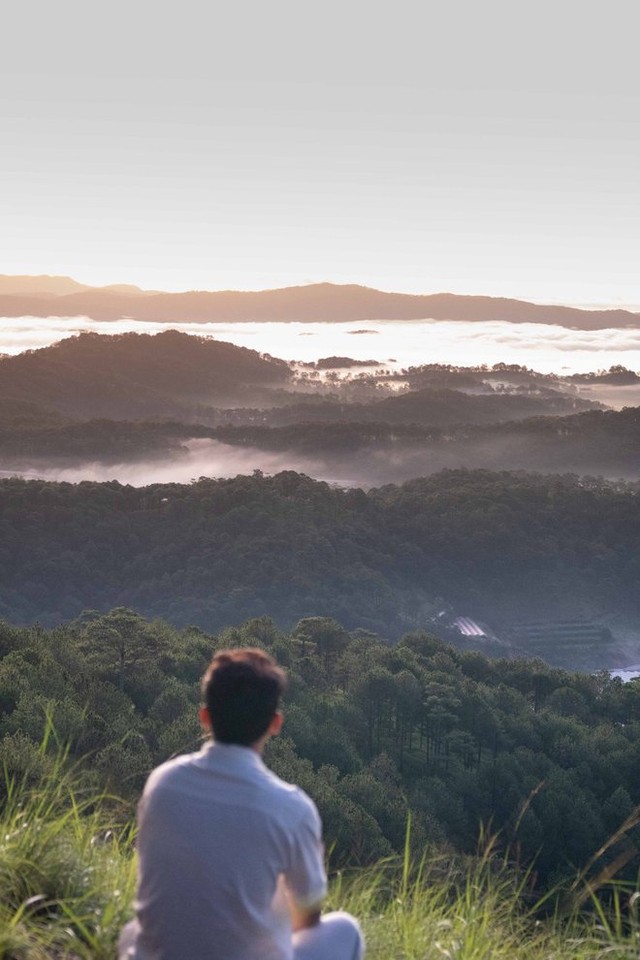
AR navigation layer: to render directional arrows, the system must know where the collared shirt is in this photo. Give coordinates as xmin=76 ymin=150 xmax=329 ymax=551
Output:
xmin=132 ymin=742 xmax=328 ymax=960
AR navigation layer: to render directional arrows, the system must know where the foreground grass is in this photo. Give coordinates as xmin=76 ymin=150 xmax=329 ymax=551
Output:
xmin=1 ymin=762 xmax=639 ymax=960
xmin=0 ymin=748 xmax=136 ymax=960
xmin=331 ymin=853 xmax=640 ymax=960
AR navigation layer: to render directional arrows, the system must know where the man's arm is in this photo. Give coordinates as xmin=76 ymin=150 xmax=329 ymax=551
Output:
xmin=286 ymin=892 xmax=322 ymax=932
xmin=285 ymin=798 xmax=328 ymax=930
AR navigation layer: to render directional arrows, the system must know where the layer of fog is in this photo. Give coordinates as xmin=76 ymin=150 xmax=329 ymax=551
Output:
xmin=572 ymin=383 xmax=640 ymax=410
xmin=0 ymin=440 xmax=345 ymax=488
xmin=3 ymin=431 xmax=639 ymax=490
xmin=5 ymin=315 xmax=640 ymax=377
xmin=307 ymin=437 xmax=640 ymax=486
xmin=611 ymin=666 xmax=640 ymax=682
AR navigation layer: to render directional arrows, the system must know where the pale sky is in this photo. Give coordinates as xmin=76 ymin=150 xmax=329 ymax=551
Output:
xmin=2 ymin=1 xmax=639 ymax=306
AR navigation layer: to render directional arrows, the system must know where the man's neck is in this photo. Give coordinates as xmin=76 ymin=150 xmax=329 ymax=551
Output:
xmin=209 ymin=738 xmax=266 ymax=756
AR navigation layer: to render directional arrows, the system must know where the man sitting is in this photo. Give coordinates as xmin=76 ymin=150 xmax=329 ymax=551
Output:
xmin=119 ymin=647 xmax=364 ymax=960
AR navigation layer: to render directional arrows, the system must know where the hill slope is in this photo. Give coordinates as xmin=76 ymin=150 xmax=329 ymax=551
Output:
xmin=0 ymin=330 xmax=291 ymax=418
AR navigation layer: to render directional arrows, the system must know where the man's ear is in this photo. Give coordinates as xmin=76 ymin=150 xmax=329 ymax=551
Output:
xmin=269 ymin=710 xmax=284 ymax=737
xmin=199 ymin=705 xmax=212 ymax=731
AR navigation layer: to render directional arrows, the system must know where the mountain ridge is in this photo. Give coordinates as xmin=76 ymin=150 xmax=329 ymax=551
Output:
xmin=0 ymin=276 xmax=638 ymax=330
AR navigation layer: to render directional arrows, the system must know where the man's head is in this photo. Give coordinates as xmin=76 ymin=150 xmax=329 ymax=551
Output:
xmin=200 ymin=648 xmax=287 ymax=748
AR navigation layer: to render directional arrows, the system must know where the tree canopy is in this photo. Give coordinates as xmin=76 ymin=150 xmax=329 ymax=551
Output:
xmin=2 ymin=611 xmax=640 ymax=888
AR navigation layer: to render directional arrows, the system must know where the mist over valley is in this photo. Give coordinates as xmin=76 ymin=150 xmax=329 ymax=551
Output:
xmin=2 ymin=323 xmax=640 ymax=672
xmin=8 ymin=312 xmax=640 ymax=379
xmin=1 ymin=328 xmax=639 ymax=487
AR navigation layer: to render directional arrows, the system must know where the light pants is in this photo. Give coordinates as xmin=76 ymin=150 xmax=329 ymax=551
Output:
xmin=293 ymin=911 xmax=364 ymax=960
xmin=118 ymin=911 xmax=364 ymax=960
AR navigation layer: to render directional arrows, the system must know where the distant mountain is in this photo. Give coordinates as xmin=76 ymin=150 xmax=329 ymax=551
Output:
xmin=0 ymin=330 xmax=291 ymax=419
xmin=0 ymin=274 xmax=151 ymax=300
xmin=0 ymin=277 xmax=638 ymax=330
xmin=0 ymin=274 xmax=92 ymax=297
xmin=99 ymin=283 xmax=156 ymax=295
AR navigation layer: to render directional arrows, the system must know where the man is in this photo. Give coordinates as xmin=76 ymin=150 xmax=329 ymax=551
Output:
xmin=119 ymin=647 xmax=364 ymax=960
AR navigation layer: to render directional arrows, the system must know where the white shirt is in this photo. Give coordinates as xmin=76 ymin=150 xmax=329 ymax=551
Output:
xmin=132 ymin=742 xmax=328 ymax=960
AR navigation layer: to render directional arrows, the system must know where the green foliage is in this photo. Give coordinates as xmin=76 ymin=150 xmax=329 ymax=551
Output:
xmin=0 ymin=742 xmax=136 ymax=959
xmin=2 ymin=469 xmax=640 ymax=662
xmin=3 ymin=612 xmax=640 ymax=894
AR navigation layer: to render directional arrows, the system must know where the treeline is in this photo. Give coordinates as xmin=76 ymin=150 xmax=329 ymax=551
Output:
xmin=2 ymin=407 xmax=640 ymax=482
xmin=254 ymin=385 xmax=595 ymax=428
xmin=1 ymin=470 xmax=639 ymax=660
xmin=0 ymin=417 xmax=191 ymax=461
xmin=210 ymin=405 xmax=640 ymax=477
xmin=2 ymin=611 xmax=640 ymax=888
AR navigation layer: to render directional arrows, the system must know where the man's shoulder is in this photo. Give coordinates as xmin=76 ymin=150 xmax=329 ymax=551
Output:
xmin=142 ymin=749 xmax=200 ymax=794
xmin=141 ymin=747 xmax=319 ymax=826
xmin=260 ymin=765 xmax=320 ymax=825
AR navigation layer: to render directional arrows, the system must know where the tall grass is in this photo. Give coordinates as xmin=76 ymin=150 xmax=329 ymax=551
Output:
xmin=1 ymin=747 xmax=639 ymax=959
xmin=0 ymin=736 xmax=136 ymax=960
xmin=328 ymin=816 xmax=640 ymax=960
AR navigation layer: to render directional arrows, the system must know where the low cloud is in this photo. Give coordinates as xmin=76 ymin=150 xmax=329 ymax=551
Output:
xmin=0 ymin=440 xmax=333 ymax=488
xmin=3 ymin=429 xmax=639 ymax=490
xmin=3 ymin=316 xmax=640 ymax=374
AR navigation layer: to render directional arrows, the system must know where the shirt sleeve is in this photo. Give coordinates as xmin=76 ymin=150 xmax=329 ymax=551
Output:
xmin=285 ymin=797 xmax=328 ymax=909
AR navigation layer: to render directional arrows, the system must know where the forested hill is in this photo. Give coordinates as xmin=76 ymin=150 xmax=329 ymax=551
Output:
xmin=2 ymin=612 xmax=640 ymax=890
xmin=1 ymin=277 xmax=639 ymax=329
xmin=254 ymin=386 xmax=595 ymax=428
xmin=0 ymin=334 xmax=598 ymax=440
xmin=0 ymin=331 xmax=290 ymax=418
xmin=1 ymin=469 xmax=639 ymax=665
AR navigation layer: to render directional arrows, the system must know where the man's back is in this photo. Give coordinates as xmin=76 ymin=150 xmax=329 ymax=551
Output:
xmin=133 ymin=742 xmax=327 ymax=960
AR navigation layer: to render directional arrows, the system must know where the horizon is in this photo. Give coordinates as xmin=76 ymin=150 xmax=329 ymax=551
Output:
xmin=2 ymin=272 xmax=640 ymax=314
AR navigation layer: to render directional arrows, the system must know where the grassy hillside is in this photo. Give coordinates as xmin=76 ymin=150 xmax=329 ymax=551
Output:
xmin=1 ymin=746 xmax=639 ymax=959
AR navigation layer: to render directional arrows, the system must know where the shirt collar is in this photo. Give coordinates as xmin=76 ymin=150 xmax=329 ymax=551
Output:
xmin=199 ymin=740 xmax=267 ymax=772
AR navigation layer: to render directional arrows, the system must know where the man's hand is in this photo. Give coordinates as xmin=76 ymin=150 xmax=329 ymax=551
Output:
xmin=290 ymin=904 xmax=322 ymax=933
xmin=284 ymin=884 xmax=322 ymax=932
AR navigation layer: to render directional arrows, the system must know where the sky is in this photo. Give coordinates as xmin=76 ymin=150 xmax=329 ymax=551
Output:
xmin=2 ymin=1 xmax=639 ymax=306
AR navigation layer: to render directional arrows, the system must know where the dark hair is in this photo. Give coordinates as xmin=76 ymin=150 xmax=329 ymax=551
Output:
xmin=201 ymin=648 xmax=287 ymax=746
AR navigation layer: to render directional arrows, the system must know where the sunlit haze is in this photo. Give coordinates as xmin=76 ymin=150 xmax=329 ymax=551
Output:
xmin=5 ymin=316 xmax=640 ymax=377
xmin=2 ymin=2 xmax=640 ymax=307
